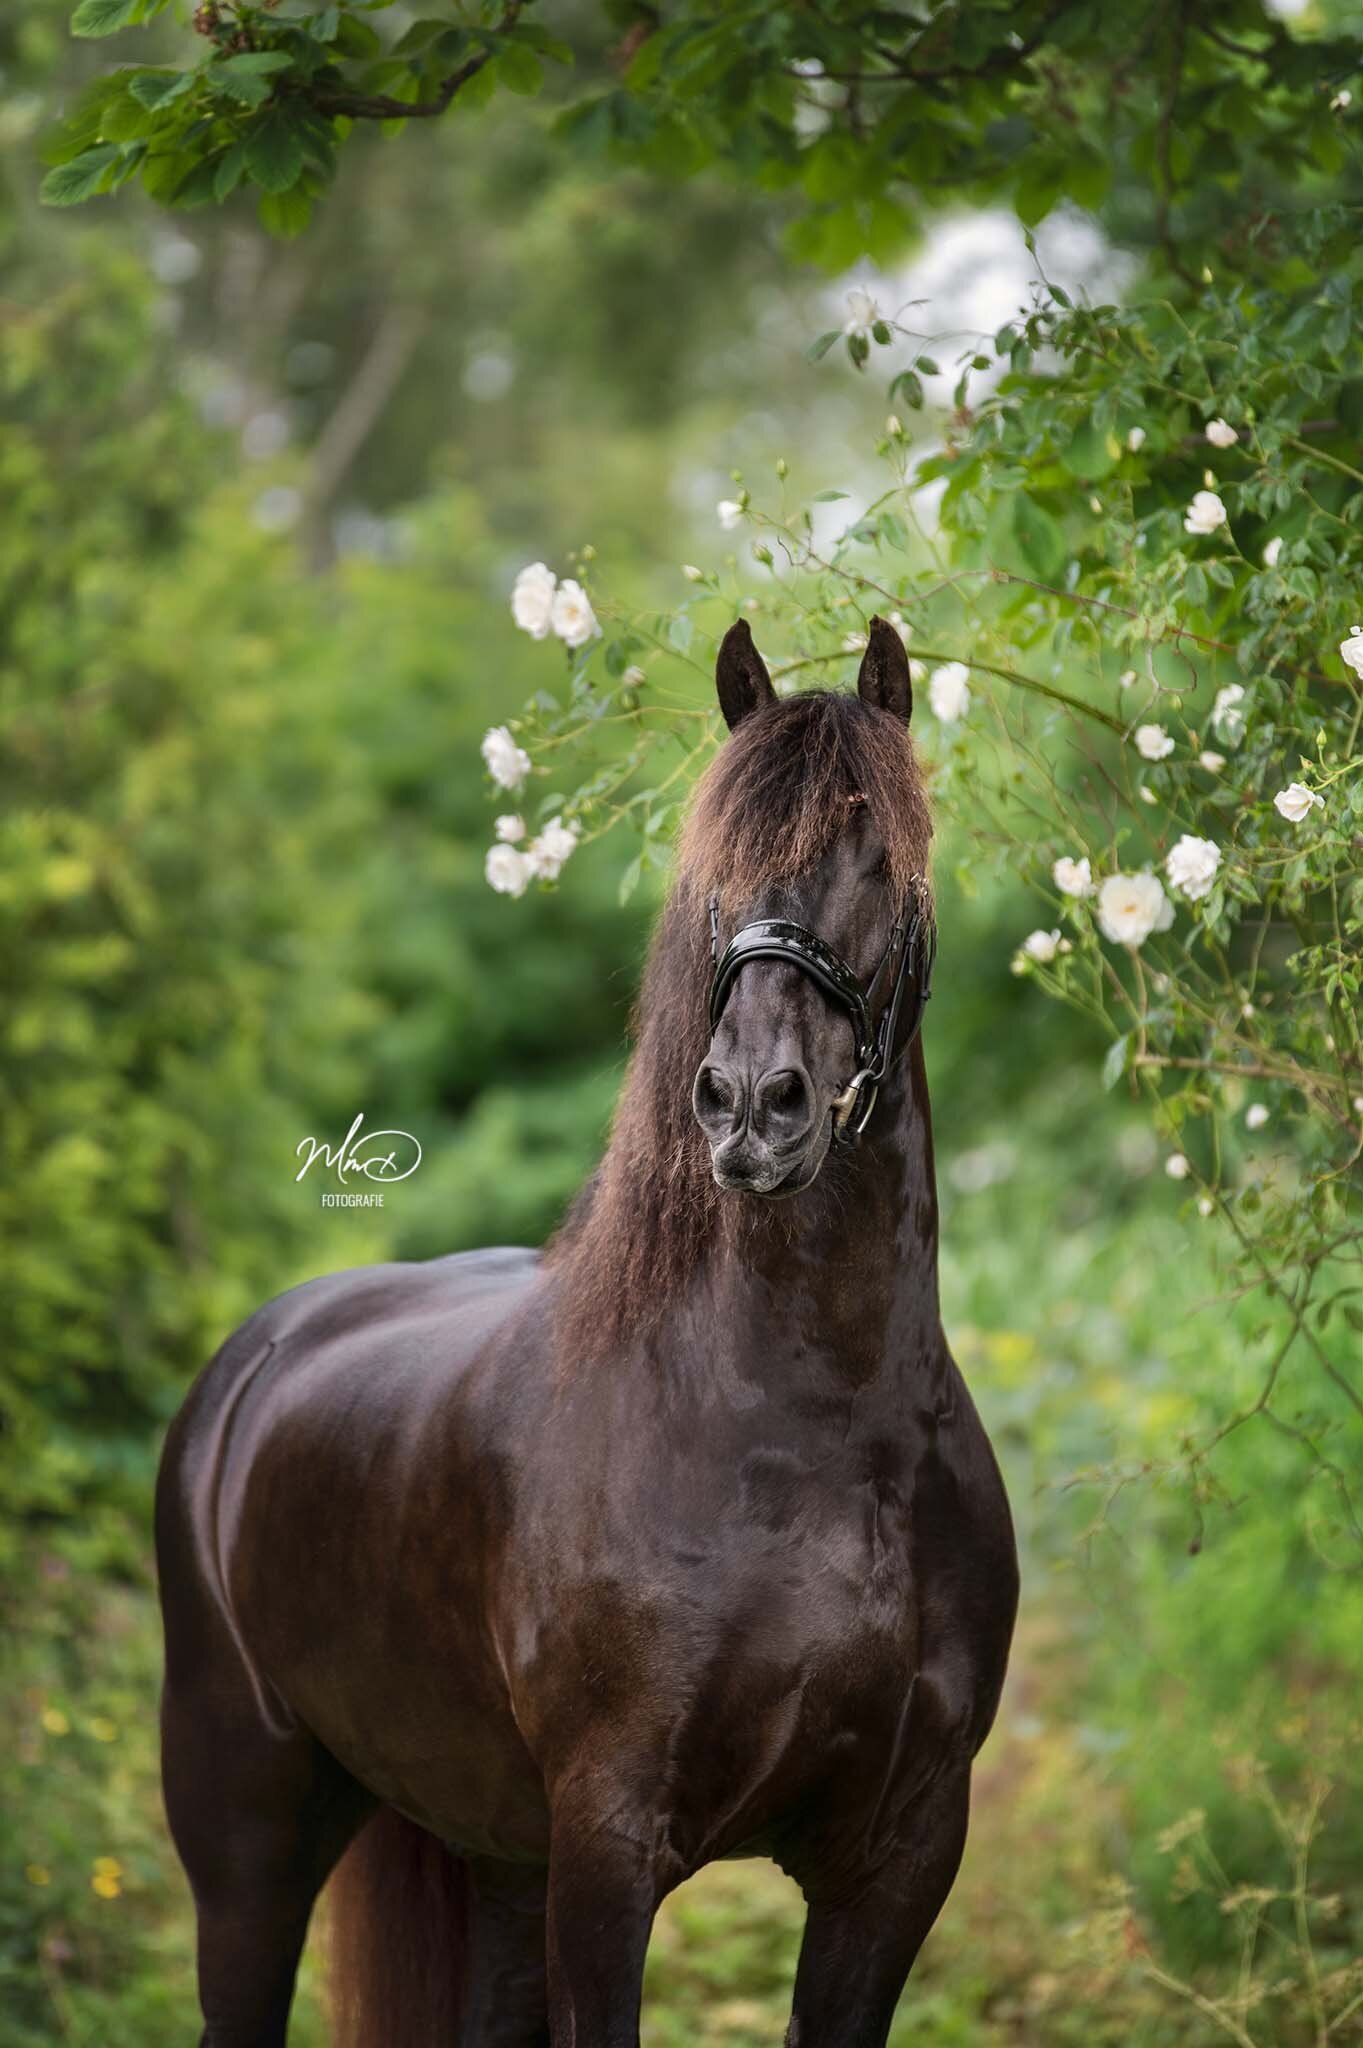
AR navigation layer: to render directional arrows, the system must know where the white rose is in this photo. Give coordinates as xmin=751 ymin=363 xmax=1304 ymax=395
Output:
xmin=1245 ymin=1103 xmax=1270 ymax=1130
xmin=1096 ymin=871 xmax=1169 ymax=947
xmin=1165 ymin=1153 xmax=1190 ymax=1180
xmin=1127 ymin=426 xmax=1146 ymax=451
xmin=717 ymin=499 xmax=743 ymax=531
xmin=510 ymin=561 xmax=556 ymax=640
xmin=928 ymin=661 xmax=971 ymax=722
xmin=1021 ymin=928 xmax=1061 ymax=963
xmin=843 ymin=287 xmax=880 ymax=337
xmin=1135 ymin=723 xmax=1175 ymax=761
xmin=1273 ymin=782 xmax=1324 ymax=823
xmin=1212 ymin=683 xmax=1247 ymax=745
xmin=494 ymin=814 xmax=525 ymax=843
xmin=481 ymin=724 xmax=531 ymax=792
xmin=1197 ymin=1195 xmax=1215 ymax=1216
xmin=1184 ymin=489 xmax=1227 ymax=536
xmin=842 ymin=630 xmax=868 ymax=652
xmin=485 ymin=844 xmax=531 ymax=897
xmin=1262 ymin=537 xmax=1282 ymax=568
xmin=1339 ymin=628 xmax=1363 ymax=678
xmin=550 ymin=578 xmax=599 ymax=650
xmin=1165 ymin=833 xmax=1221 ymax=901
xmin=1052 ymin=854 xmax=1094 ymax=898
xmin=524 ymin=816 xmax=579 ymax=881
xmin=1204 ymin=418 xmax=1237 ymax=448
xmin=1198 ymin=750 xmax=1226 ymax=772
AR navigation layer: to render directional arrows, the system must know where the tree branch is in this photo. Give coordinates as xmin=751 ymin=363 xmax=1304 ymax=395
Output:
xmin=311 ymin=1 xmax=525 ymax=122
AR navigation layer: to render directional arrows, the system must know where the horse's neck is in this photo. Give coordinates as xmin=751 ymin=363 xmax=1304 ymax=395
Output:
xmin=696 ymin=1041 xmax=943 ymax=1395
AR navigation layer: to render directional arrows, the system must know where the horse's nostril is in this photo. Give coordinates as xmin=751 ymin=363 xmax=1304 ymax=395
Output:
xmin=754 ymin=1067 xmax=813 ymax=1137
xmin=694 ymin=1063 xmax=738 ymax=1127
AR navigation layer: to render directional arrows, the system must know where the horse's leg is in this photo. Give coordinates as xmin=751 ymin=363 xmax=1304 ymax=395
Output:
xmin=462 ymin=1857 xmax=550 ymax=2048
xmin=162 ymin=1677 xmax=374 ymax=2047
xmin=543 ymin=1788 xmax=659 ymax=2048
xmin=783 ymin=1766 xmax=971 ymax=2048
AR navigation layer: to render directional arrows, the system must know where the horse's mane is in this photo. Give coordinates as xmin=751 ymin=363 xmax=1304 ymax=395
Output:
xmin=545 ymin=687 xmax=933 ymax=1356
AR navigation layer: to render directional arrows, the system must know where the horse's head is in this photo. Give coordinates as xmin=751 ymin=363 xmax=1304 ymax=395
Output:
xmin=687 ymin=618 xmax=933 ymax=1198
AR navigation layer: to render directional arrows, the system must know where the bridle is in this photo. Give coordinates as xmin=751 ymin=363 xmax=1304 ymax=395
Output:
xmin=706 ymin=884 xmax=935 ymax=1145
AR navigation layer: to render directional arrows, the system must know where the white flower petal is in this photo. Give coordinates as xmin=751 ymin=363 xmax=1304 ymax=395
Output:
xmin=481 ymin=725 xmax=531 ymax=792
xmin=1273 ymin=782 xmax=1324 ymax=823
xmin=485 ymin=844 xmax=531 ymax=897
xmin=1096 ymin=871 xmax=1169 ymax=948
xmin=1204 ymin=418 xmax=1237 ymax=448
xmin=928 ymin=662 xmax=971 ymax=722
xmin=511 ymin=561 xmax=556 ymax=639
xmin=1134 ymin=723 xmax=1175 ymax=761
xmin=549 ymin=579 xmax=599 ymax=650
xmin=1165 ymin=834 xmax=1221 ymax=901
xmin=1051 ymin=854 xmax=1094 ymax=899
xmin=1184 ymin=489 xmax=1227 ymax=536
xmin=524 ymin=816 xmax=580 ymax=881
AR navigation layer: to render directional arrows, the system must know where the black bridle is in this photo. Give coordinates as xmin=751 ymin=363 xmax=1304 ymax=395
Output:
xmin=706 ymin=887 xmax=935 ymax=1144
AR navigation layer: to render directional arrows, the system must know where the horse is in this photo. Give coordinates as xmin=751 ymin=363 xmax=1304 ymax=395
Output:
xmin=156 ymin=614 xmax=1018 ymax=2048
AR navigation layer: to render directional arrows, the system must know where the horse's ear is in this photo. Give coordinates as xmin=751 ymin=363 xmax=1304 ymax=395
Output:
xmin=715 ymin=619 xmax=776 ymax=732
xmin=857 ymin=617 xmax=912 ymax=724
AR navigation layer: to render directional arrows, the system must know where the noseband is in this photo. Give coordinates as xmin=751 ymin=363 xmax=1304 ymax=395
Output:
xmin=707 ymin=887 xmax=935 ymax=1144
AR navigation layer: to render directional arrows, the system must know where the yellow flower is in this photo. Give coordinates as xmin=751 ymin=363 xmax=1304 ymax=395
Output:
xmin=40 ymin=1708 xmax=69 ymax=1737
xmin=88 ymin=1717 xmax=118 ymax=1743
xmin=91 ymin=1873 xmax=122 ymax=1900
xmin=92 ymin=1856 xmax=122 ymax=1879
xmin=25 ymin=1864 xmax=51 ymax=1887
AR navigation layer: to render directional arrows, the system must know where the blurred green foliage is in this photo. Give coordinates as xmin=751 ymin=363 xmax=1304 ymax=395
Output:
xmin=3 ymin=1 xmax=1361 ymax=2043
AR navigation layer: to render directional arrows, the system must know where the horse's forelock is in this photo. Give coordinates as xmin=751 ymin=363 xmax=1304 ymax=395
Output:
xmin=679 ymin=689 xmax=933 ymax=915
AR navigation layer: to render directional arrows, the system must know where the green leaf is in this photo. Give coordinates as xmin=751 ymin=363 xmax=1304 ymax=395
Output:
xmin=40 ymin=143 xmax=122 ymax=205
xmin=1101 ymin=1034 xmax=1130 ymax=1091
xmin=129 ymin=69 xmax=196 ymax=111
xmin=806 ymin=330 xmax=840 ymax=363
xmin=211 ymin=53 xmax=293 ymax=107
xmin=259 ymin=186 xmax=313 ymax=238
xmin=70 ymin=0 xmax=142 ymax=36
xmin=213 ymin=143 xmax=247 ymax=201
xmin=618 ymin=855 xmax=643 ymax=906
xmin=246 ymin=110 xmax=306 ymax=194
xmin=495 ymin=42 xmax=543 ymax=96
xmin=889 ymin=368 xmax=924 ymax=410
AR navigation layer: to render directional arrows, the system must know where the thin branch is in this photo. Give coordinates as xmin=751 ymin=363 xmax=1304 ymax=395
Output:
xmin=311 ymin=1 xmax=525 ymax=122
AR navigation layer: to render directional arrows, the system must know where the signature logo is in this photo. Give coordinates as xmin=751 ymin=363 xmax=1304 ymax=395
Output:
xmin=295 ymin=1114 xmax=422 ymax=1187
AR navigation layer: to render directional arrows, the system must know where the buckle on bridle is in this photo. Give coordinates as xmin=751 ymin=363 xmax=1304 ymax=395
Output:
xmin=830 ymin=1067 xmax=880 ymax=1143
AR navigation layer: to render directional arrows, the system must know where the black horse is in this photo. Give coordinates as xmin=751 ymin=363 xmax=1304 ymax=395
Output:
xmin=156 ymin=616 xmax=1018 ymax=2048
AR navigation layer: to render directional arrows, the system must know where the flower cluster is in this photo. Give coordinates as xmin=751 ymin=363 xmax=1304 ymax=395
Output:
xmin=510 ymin=561 xmax=600 ymax=650
xmin=483 ymin=812 xmax=579 ymax=898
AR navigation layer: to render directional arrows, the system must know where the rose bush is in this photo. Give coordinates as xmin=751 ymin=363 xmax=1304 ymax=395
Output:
xmin=485 ymin=257 xmax=1363 ymax=1558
